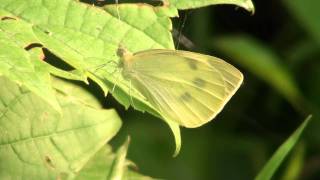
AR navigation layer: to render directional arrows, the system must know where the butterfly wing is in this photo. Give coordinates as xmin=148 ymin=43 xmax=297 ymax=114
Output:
xmin=127 ymin=49 xmax=243 ymax=128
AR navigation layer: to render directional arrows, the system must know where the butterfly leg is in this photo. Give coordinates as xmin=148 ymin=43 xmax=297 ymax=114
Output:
xmin=129 ymin=80 xmax=136 ymax=109
xmin=111 ymin=81 xmax=117 ymax=93
xmin=111 ymin=70 xmax=120 ymax=93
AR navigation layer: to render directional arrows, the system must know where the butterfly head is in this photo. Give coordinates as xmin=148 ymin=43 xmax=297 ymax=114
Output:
xmin=117 ymin=46 xmax=132 ymax=60
xmin=117 ymin=46 xmax=135 ymax=79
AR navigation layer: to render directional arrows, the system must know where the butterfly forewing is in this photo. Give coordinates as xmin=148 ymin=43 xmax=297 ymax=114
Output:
xmin=122 ymin=49 xmax=243 ymax=128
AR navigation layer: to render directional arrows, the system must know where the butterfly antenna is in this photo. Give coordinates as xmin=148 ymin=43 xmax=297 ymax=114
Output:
xmin=94 ymin=63 xmax=107 ymax=72
xmin=88 ymin=59 xmax=118 ymax=74
xmin=176 ymin=11 xmax=189 ymax=50
xmin=115 ymin=0 xmax=121 ymax=21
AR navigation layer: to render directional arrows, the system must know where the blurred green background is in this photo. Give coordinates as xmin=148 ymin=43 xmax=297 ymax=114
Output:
xmin=105 ymin=0 xmax=320 ymax=179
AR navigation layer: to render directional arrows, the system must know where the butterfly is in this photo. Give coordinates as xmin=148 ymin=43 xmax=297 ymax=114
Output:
xmin=116 ymin=48 xmax=243 ymax=128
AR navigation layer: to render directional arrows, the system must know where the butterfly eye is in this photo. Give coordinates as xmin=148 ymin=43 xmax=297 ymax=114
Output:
xmin=117 ymin=47 xmax=133 ymax=61
xmin=117 ymin=48 xmax=126 ymax=57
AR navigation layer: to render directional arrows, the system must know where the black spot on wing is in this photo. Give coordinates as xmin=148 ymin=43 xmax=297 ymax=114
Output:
xmin=193 ymin=78 xmax=206 ymax=87
xmin=181 ymin=92 xmax=192 ymax=102
xmin=188 ymin=60 xmax=198 ymax=70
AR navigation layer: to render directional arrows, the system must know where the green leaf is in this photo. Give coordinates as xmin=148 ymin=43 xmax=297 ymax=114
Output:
xmin=107 ymin=137 xmax=130 ymax=180
xmin=169 ymin=0 xmax=255 ymax=13
xmin=280 ymin=143 xmax=305 ymax=180
xmin=213 ymin=35 xmax=305 ymax=110
xmin=254 ymin=115 xmax=312 ymax=180
xmin=0 ymin=0 xmax=181 ymax=155
xmin=51 ymin=77 xmax=103 ymax=109
xmin=0 ymin=0 xmax=182 ymax=154
xmin=73 ymin=138 xmax=155 ymax=180
xmin=0 ymin=76 xmax=122 ymax=179
xmin=0 ymin=11 xmax=86 ymax=112
xmin=0 ymin=19 xmax=59 ymax=112
xmin=283 ymin=0 xmax=320 ymax=45
xmin=1 ymin=0 xmax=252 ymax=155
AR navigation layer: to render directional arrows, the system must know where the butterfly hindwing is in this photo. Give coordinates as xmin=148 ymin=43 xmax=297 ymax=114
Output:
xmin=122 ymin=49 xmax=243 ymax=128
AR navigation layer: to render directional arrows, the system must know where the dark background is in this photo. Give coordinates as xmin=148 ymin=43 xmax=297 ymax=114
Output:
xmin=104 ymin=0 xmax=320 ymax=179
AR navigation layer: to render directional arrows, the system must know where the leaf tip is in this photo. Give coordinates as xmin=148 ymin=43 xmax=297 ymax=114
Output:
xmin=165 ymin=120 xmax=182 ymax=157
xmin=245 ymin=0 xmax=255 ymax=15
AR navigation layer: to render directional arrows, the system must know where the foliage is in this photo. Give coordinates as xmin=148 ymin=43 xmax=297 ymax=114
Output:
xmin=0 ymin=0 xmax=318 ymax=179
xmin=255 ymin=116 xmax=311 ymax=180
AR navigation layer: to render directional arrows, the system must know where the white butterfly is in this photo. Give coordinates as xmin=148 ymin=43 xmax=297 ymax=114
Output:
xmin=117 ymin=48 xmax=243 ymax=128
